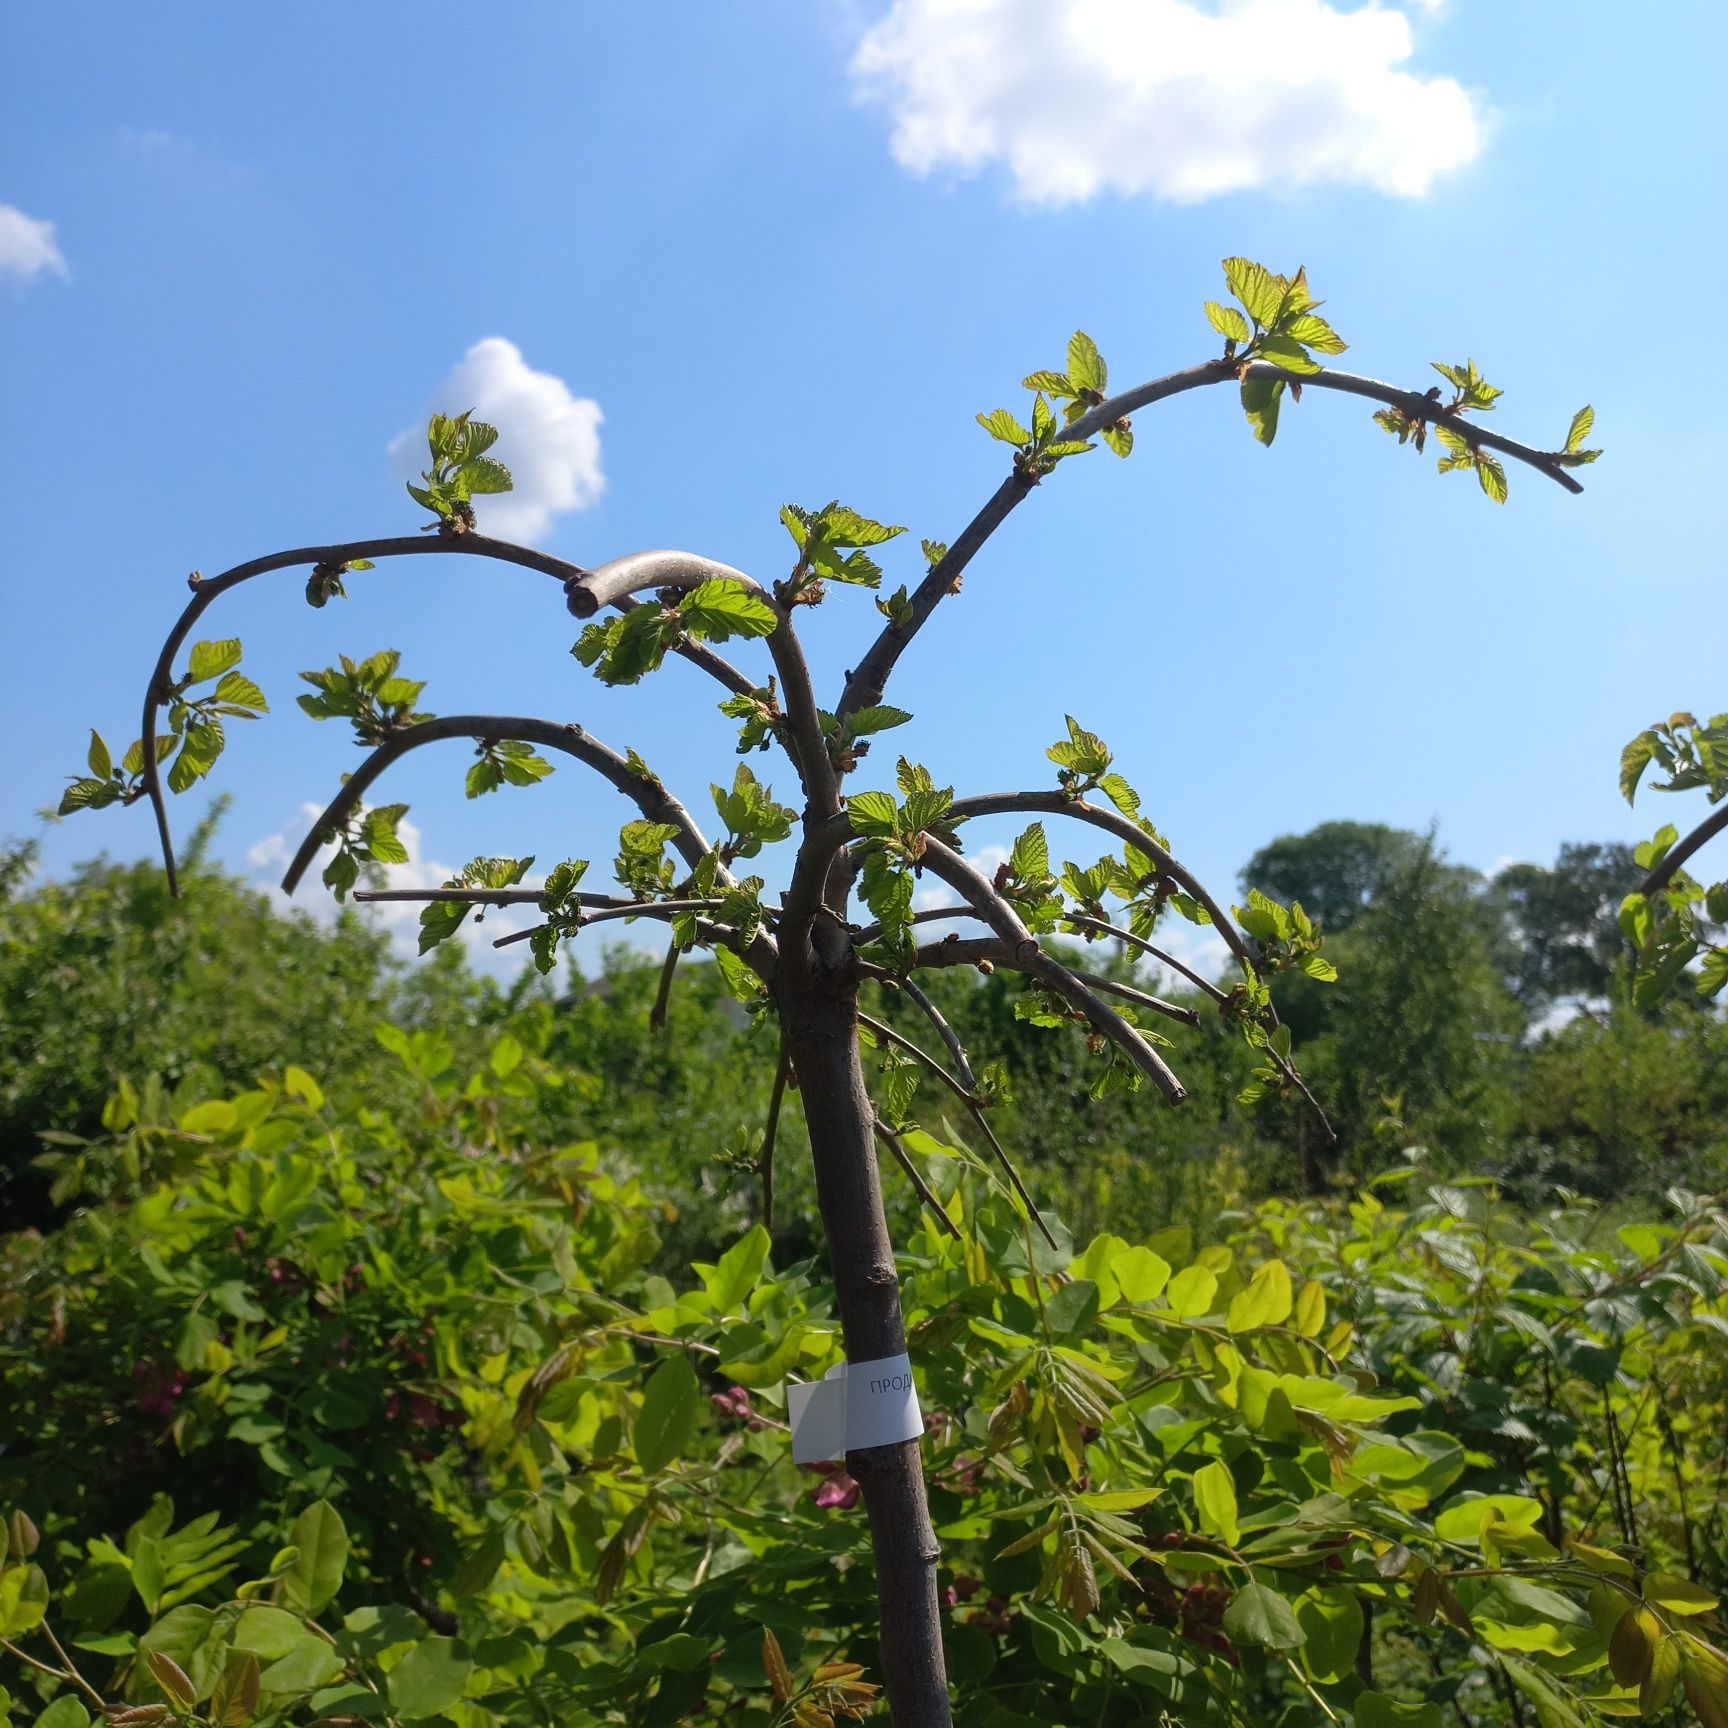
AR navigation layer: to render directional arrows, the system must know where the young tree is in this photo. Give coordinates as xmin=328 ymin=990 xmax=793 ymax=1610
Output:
xmin=60 ymin=259 xmax=1594 ymax=1725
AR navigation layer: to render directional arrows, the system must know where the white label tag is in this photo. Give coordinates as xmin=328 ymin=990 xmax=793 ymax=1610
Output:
xmin=787 ymin=1352 xmax=923 ymax=1464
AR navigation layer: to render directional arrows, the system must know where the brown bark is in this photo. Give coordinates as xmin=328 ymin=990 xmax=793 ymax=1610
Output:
xmin=777 ymin=966 xmax=952 ymax=1728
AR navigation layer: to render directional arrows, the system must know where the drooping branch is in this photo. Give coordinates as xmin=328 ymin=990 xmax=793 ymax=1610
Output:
xmin=897 ymin=976 xmax=976 ymax=1090
xmin=912 ymin=835 xmax=1187 ymax=1104
xmin=759 ymin=1039 xmax=790 ymax=1232
xmin=858 ymin=1008 xmax=1055 ymax=1250
xmin=1058 ymin=912 xmax=1227 ymax=1002
xmin=945 ymin=791 xmax=1256 ymax=979
xmin=905 ymin=933 xmax=1198 ymax=1029
xmin=280 ymin=715 xmax=720 ymax=896
xmin=872 ymin=1117 xmax=962 ymax=1240
xmin=837 ymin=359 xmax=1586 ymax=721
xmin=1635 ymin=800 xmax=1728 ymax=900
xmin=649 ymin=939 xmax=682 ymax=1033
xmin=137 ymin=535 xmax=751 ymax=894
xmin=565 ymin=549 xmax=838 ymax=817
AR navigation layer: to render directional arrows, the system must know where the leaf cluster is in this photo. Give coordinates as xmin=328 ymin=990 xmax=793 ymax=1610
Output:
xmin=406 ymin=411 xmax=512 ymax=533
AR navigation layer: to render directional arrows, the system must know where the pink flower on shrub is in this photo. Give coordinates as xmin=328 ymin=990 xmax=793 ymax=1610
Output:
xmin=803 ymin=1461 xmax=861 ymax=1511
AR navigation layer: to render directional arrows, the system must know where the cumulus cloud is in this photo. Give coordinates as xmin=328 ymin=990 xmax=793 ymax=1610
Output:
xmin=247 ymin=804 xmax=543 ymax=972
xmin=850 ymin=0 xmax=1484 ymax=204
xmin=0 ymin=203 xmax=69 ymax=283
xmin=389 ymin=338 xmax=603 ymax=541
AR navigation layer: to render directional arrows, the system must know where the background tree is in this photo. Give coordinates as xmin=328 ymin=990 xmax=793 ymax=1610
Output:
xmin=56 ymin=259 xmax=1596 ymax=1726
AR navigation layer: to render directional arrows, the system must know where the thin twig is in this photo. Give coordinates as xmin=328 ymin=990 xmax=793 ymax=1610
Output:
xmin=912 ymin=835 xmax=1188 ymax=1104
xmin=492 ymin=900 xmax=735 ymax=949
xmin=760 ymin=1039 xmax=790 ymax=1232
xmin=872 ymin=1116 xmax=962 ymax=1239
xmin=649 ymin=939 xmax=682 ymax=1032
xmin=1059 ymin=912 xmax=1228 ymax=1001
xmin=897 ymin=975 xmax=978 ymax=1088
xmin=858 ymin=1007 xmax=1055 ymax=1250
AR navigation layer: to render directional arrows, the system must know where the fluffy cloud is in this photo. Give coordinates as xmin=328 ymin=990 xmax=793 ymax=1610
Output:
xmin=0 ymin=203 xmax=69 ymax=283
xmin=248 ymin=804 xmax=542 ymax=972
xmin=850 ymin=0 xmax=1484 ymax=204
xmin=389 ymin=338 xmax=603 ymax=542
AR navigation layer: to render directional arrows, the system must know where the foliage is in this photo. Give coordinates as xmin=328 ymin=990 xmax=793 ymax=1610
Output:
xmin=1618 ymin=711 xmax=1728 ymax=1005
xmin=3 ymin=1052 xmax=1725 ymax=1727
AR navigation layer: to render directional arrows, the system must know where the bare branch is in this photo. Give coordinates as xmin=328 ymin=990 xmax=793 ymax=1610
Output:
xmin=838 ymin=358 xmax=1586 ymax=720
xmin=858 ymin=1008 xmax=1054 ymax=1249
xmin=280 ymin=715 xmax=719 ymax=897
xmin=1058 ymin=912 xmax=1228 ymax=1002
xmin=945 ymin=790 xmax=1256 ymax=979
xmin=872 ymin=1116 xmax=962 ymax=1240
xmin=904 ymin=932 xmax=1197 ymax=1029
xmin=1051 ymin=915 xmax=1333 ymax=1143
xmin=913 ymin=835 xmax=1186 ymax=1104
xmin=897 ymin=976 xmax=977 ymax=1090
xmin=760 ymin=1039 xmax=790 ymax=1232
xmin=492 ymin=898 xmax=736 ymax=949
xmin=139 ymin=535 xmax=590 ymax=895
xmin=1635 ymin=800 xmax=1728 ymax=899
xmin=649 ymin=939 xmax=682 ymax=1032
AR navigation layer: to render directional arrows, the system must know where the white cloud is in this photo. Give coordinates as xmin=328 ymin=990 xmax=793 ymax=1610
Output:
xmin=389 ymin=338 xmax=603 ymax=542
xmin=850 ymin=0 xmax=1484 ymax=204
xmin=0 ymin=203 xmax=69 ymax=283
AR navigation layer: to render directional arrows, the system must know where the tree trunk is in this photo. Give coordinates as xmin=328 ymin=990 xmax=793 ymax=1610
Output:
xmin=779 ymin=967 xmax=953 ymax=1728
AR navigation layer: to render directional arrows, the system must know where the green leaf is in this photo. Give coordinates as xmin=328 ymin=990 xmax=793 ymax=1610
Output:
xmin=1477 ymin=451 xmax=1509 ymax=504
xmin=187 ymin=639 xmax=243 ymax=684
xmin=1066 ymin=330 xmax=1105 ymax=395
xmin=680 ymin=579 xmax=778 ymax=642
xmin=1222 ymin=257 xmax=1284 ymax=328
xmin=977 ymin=407 xmax=1031 ymax=446
xmin=1240 ymin=373 xmax=1284 ymax=446
xmin=213 ymin=672 xmax=269 ymax=714
xmin=459 ymin=455 xmax=513 ymax=495
xmin=1193 ymin=1459 xmax=1240 ymax=1546
xmin=1643 ymin=1572 xmax=1718 ymax=1615
xmin=1204 ymin=300 xmax=1251 ymax=344
xmin=210 ymin=1650 xmax=262 ymax=1727
xmin=1258 ymin=335 xmax=1322 ymax=376
xmin=635 ymin=1355 xmax=700 ymax=1474
xmin=280 ymin=1500 xmax=348 ymax=1615
xmin=1227 ymin=1259 xmax=1293 ymax=1332
xmin=845 ymin=705 xmax=913 ymax=739
xmin=847 ymin=790 xmax=900 ymax=839
xmin=1223 ymin=1578 xmax=1304 ymax=1650
xmin=1298 ymin=1585 xmax=1364 ymax=1682
xmin=0 ymin=1564 xmax=48 ymax=1637
xmin=33 ymin=1697 xmax=91 ymax=1728
xmin=86 ymin=730 xmax=113 ymax=780
xmin=387 ymin=1638 xmax=473 ymax=1721
xmin=1566 ymin=405 xmax=1594 ymax=452
xmin=1166 ymin=1264 xmax=1218 ymax=1318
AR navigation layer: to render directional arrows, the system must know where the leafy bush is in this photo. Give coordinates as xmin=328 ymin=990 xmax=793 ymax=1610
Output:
xmin=4 ymin=1039 xmax=1724 ymax=1726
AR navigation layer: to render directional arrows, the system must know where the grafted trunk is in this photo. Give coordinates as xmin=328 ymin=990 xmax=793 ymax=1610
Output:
xmin=778 ymin=970 xmax=952 ymax=1728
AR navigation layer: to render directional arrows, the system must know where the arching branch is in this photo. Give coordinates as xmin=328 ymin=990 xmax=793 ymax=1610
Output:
xmin=912 ymin=835 xmax=1186 ymax=1104
xmin=905 ymin=934 xmax=1198 ymax=1029
xmin=137 ymin=535 xmax=751 ymax=895
xmin=945 ymin=791 xmax=1256 ymax=978
xmin=1636 ymin=800 xmax=1728 ymax=900
xmin=896 ymin=976 xmax=976 ymax=1090
xmin=280 ymin=714 xmax=720 ymax=897
xmin=858 ymin=1008 xmax=1054 ymax=1250
xmin=1058 ymin=912 xmax=1227 ymax=1002
xmin=838 ymin=359 xmax=1586 ymax=721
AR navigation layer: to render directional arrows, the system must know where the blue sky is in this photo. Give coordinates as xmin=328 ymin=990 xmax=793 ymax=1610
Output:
xmin=4 ymin=2 xmax=1724 ymax=973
